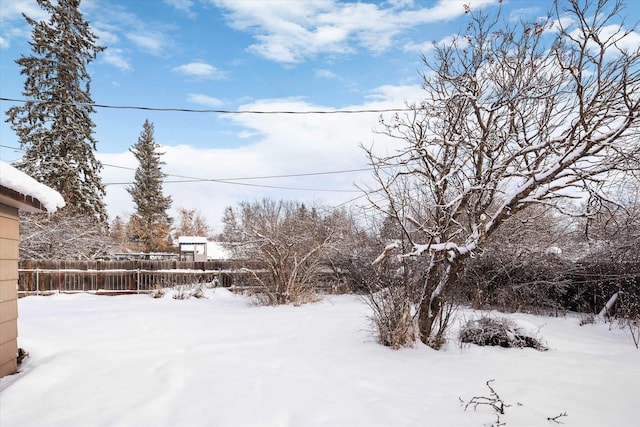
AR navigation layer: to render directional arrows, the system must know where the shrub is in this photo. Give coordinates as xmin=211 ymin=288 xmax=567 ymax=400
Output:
xmin=460 ymin=315 xmax=547 ymax=351
xmin=150 ymin=284 xmax=208 ymax=300
xmin=366 ymin=283 xmax=416 ymax=349
xmin=151 ymin=285 xmax=165 ymax=299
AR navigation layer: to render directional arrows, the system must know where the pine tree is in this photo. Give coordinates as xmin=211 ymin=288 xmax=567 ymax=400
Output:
xmin=5 ymin=0 xmax=107 ymax=221
xmin=110 ymin=215 xmax=129 ymax=250
xmin=127 ymin=120 xmax=173 ymax=253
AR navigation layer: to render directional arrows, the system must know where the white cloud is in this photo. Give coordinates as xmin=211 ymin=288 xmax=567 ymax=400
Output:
xmin=0 ymin=0 xmax=48 ymax=48
xmin=126 ymin=32 xmax=167 ymax=55
xmin=315 ymin=69 xmax=338 ymax=79
xmin=508 ymin=7 xmax=543 ymax=23
xmin=164 ymin=0 xmax=196 ymax=18
xmin=598 ymin=25 xmax=640 ymax=54
xmin=81 ymin=1 xmax=178 ymax=57
xmin=93 ymin=27 xmax=119 ymax=45
xmin=560 ymin=21 xmax=640 ymax=57
xmin=173 ymin=62 xmax=227 ymax=79
xmin=102 ymin=48 xmax=133 ymax=71
xmin=402 ymin=40 xmax=435 ymax=54
xmin=404 ymin=32 xmax=469 ymax=55
xmin=187 ymin=93 xmax=224 ymax=107
xmin=0 ymin=0 xmax=48 ymax=23
xmin=210 ymin=0 xmax=499 ymax=63
xmin=100 ymin=85 xmax=420 ymax=229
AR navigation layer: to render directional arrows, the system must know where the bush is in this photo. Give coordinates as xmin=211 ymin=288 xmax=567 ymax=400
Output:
xmin=459 ymin=315 xmax=547 ymax=351
xmin=366 ymin=283 xmax=416 ymax=349
xmin=151 ymin=285 xmax=165 ymax=299
xmin=150 ymin=284 xmax=207 ymax=300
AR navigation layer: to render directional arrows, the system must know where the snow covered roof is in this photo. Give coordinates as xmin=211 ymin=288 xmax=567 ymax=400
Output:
xmin=0 ymin=160 xmax=65 ymax=213
xmin=207 ymin=241 xmax=230 ymax=260
xmin=177 ymin=236 xmax=208 ymax=244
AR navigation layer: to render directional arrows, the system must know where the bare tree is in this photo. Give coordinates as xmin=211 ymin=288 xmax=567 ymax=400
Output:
xmin=173 ymin=207 xmax=213 ymax=240
xmin=221 ymin=199 xmax=348 ymax=305
xmin=20 ymin=213 xmax=116 ymax=260
xmin=366 ymin=0 xmax=640 ymax=347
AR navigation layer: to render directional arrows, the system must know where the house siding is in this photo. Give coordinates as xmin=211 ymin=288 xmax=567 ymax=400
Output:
xmin=0 ymin=203 xmax=19 ymax=377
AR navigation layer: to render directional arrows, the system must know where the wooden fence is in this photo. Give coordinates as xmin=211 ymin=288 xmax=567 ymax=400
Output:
xmin=18 ymin=259 xmax=259 ymax=295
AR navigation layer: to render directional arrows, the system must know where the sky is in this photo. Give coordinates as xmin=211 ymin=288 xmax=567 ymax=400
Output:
xmin=1 ymin=0 xmax=639 ymax=232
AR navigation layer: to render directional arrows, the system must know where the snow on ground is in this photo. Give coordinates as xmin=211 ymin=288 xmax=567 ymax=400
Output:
xmin=1 ymin=289 xmax=638 ymax=427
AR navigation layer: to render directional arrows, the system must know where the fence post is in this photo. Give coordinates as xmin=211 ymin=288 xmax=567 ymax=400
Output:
xmin=36 ymin=268 xmax=39 ymax=296
xmin=137 ymin=268 xmax=141 ymax=294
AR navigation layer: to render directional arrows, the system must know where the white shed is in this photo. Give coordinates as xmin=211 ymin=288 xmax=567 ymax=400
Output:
xmin=178 ymin=235 xmax=208 ymax=262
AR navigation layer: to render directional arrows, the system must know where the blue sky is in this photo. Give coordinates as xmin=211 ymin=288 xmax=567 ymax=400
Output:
xmin=1 ymin=0 xmax=638 ymax=230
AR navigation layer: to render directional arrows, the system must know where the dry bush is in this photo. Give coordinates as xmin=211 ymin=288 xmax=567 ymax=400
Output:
xmin=366 ymin=280 xmax=416 ymax=349
xmin=249 ymin=280 xmax=321 ymax=306
xmin=221 ymin=200 xmax=353 ymax=306
xmin=151 ymin=286 xmax=165 ymax=299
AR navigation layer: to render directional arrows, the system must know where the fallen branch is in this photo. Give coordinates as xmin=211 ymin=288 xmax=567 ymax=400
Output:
xmin=464 ymin=379 xmax=511 ymax=425
xmin=547 ymin=411 xmax=568 ymax=424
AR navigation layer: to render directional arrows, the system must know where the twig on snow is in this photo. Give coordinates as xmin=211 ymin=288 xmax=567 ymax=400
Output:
xmin=547 ymin=411 xmax=568 ymax=424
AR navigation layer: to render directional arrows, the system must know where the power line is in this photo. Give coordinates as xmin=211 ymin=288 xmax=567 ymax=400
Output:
xmin=2 ymin=145 xmax=372 ymax=179
xmin=0 ymin=97 xmax=413 ymax=114
xmin=2 ymin=145 xmax=367 ymax=192
xmin=107 ymin=178 xmax=359 ymax=193
xmin=102 ymin=162 xmax=373 ymax=181
xmin=102 ymin=163 xmax=364 ymax=192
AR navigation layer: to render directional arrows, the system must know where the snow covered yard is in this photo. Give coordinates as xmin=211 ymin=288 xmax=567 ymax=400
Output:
xmin=0 ymin=289 xmax=638 ymax=427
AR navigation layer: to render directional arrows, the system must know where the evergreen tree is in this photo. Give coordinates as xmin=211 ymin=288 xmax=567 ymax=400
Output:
xmin=5 ymin=0 xmax=107 ymax=221
xmin=127 ymin=120 xmax=173 ymax=252
xmin=110 ymin=215 xmax=129 ymax=250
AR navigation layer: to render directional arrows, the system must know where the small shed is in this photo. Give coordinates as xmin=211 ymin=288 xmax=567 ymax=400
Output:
xmin=0 ymin=160 xmax=64 ymax=377
xmin=178 ymin=236 xmax=208 ymax=262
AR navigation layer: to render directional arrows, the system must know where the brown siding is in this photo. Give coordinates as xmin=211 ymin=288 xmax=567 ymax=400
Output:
xmin=0 ymin=203 xmax=19 ymax=377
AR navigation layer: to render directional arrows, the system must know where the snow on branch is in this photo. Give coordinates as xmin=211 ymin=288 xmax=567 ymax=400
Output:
xmin=372 ymin=242 xmax=399 ymax=266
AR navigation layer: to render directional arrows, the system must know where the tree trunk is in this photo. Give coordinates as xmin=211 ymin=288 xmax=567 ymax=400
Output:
xmin=417 ymin=260 xmax=462 ymax=347
xmin=418 ymin=292 xmax=442 ymax=345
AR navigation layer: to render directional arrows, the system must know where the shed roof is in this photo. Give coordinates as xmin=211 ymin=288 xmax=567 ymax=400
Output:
xmin=0 ymin=160 xmax=65 ymax=213
xmin=177 ymin=236 xmax=208 ymax=244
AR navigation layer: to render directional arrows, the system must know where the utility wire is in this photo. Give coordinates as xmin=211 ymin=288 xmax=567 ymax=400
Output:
xmin=108 ymin=178 xmax=359 ymax=192
xmin=103 ymin=164 xmax=363 ymax=192
xmin=1 ymin=144 xmax=367 ymax=192
xmin=0 ymin=97 xmax=414 ymax=114
xmin=102 ymin=161 xmax=373 ymax=182
xmin=2 ymin=145 xmax=376 ymax=181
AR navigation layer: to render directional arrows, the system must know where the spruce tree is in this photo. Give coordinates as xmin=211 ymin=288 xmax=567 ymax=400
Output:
xmin=127 ymin=120 xmax=173 ymax=252
xmin=5 ymin=0 xmax=107 ymax=221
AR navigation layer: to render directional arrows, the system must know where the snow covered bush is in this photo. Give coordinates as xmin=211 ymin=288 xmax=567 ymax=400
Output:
xmin=152 ymin=284 xmax=207 ymax=300
xmin=20 ymin=212 xmax=116 ymax=260
xmin=459 ymin=315 xmax=547 ymax=351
